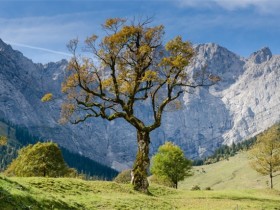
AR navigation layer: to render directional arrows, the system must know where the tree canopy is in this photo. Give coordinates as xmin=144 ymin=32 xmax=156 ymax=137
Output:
xmin=60 ymin=18 xmax=205 ymax=128
xmin=5 ymin=142 xmax=76 ymax=177
xmin=249 ymin=124 xmax=280 ymax=189
xmin=60 ymin=17 xmax=218 ymax=192
xmin=151 ymin=142 xmax=192 ymax=188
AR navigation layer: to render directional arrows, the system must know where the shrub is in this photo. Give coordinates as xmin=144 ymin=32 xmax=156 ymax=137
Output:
xmin=191 ymin=185 xmax=201 ymax=191
xmin=205 ymin=186 xmax=212 ymax=190
xmin=5 ymin=142 xmax=75 ymax=177
xmin=66 ymin=168 xmax=79 ymax=178
xmin=114 ymin=169 xmax=131 ymax=184
xmin=149 ymin=175 xmax=174 ymax=188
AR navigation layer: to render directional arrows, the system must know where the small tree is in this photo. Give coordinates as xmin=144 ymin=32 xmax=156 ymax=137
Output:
xmin=249 ymin=124 xmax=280 ymax=189
xmin=5 ymin=142 xmax=76 ymax=177
xmin=150 ymin=142 xmax=192 ymax=189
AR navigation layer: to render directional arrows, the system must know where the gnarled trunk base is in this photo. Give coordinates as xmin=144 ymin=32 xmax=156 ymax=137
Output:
xmin=131 ymin=130 xmax=150 ymax=193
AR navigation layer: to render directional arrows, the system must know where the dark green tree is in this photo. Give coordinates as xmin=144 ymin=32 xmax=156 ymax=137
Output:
xmin=151 ymin=142 xmax=192 ymax=188
xmin=5 ymin=142 xmax=75 ymax=177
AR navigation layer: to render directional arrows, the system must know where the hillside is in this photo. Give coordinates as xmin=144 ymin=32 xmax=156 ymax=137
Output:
xmin=1 ymin=175 xmax=280 ymax=210
xmin=181 ymin=152 xmax=280 ymax=190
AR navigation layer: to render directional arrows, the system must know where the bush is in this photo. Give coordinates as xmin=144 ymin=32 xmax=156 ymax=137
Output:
xmin=149 ymin=175 xmax=174 ymax=188
xmin=5 ymin=142 xmax=75 ymax=177
xmin=191 ymin=185 xmax=201 ymax=191
xmin=205 ymin=186 xmax=212 ymax=190
xmin=66 ymin=168 xmax=79 ymax=178
xmin=114 ymin=169 xmax=131 ymax=184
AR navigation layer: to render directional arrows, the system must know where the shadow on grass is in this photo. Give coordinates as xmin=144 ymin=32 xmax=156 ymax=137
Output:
xmin=0 ymin=184 xmax=79 ymax=210
xmin=0 ymin=176 xmax=29 ymax=191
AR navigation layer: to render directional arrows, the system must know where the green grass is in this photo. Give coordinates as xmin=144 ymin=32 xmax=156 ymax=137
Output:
xmin=1 ymin=174 xmax=280 ymax=209
xmin=1 ymin=151 xmax=280 ymax=209
xmin=180 ymin=152 xmax=280 ymax=190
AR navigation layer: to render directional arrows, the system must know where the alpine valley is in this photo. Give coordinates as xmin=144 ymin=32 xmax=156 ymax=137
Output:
xmin=0 ymin=39 xmax=279 ymax=171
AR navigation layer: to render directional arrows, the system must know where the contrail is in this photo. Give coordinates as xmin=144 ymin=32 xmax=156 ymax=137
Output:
xmin=4 ymin=41 xmax=72 ymax=57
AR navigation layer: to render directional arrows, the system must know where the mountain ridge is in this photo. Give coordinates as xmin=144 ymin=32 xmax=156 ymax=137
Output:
xmin=0 ymin=39 xmax=279 ymax=170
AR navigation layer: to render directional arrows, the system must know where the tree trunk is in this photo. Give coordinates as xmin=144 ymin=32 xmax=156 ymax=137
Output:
xmin=131 ymin=130 xmax=150 ymax=193
xmin=270 ymin=173 xmax=273 ymax=189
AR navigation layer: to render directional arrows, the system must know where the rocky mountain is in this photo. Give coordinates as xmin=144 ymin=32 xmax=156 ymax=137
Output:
xmin=163 ymin=43 xmax=280 ymax=158
xmin=0 ymin=39 xmax=279 ymax=171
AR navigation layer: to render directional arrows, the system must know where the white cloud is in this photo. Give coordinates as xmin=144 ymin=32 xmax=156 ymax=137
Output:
xmin=176 ymin=0 xmax=280 ymax=14
xmin=4 ymin=41 xmax=72 ymax=57
xmin=0 ymin=14 xmax=89 ymax=46
xmin=0 ymin=12 xmax=103 ymax=63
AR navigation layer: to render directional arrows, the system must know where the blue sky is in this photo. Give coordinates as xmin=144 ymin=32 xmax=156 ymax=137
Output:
xmin=0 ymin=0 xmax=280 ymax=64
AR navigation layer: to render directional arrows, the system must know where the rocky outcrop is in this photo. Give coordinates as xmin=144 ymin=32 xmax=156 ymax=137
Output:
xmin=0 ymin=39 xmax=279 ymax=170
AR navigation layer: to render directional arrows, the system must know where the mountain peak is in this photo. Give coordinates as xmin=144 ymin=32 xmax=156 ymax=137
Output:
xmin=0 ymin=38 xmax=24 ymax=59
xmin=0 ymin=38 xmax=10 ymax=52
xmin=195 ymin=42 xmax=222 ymax=52
xmin=249 ymin=47 xmax=272 ymax=64
xmin=0 ymin=38 xmax=12 ymax=49
xmin=0 ymin=38 xmax=6 ymax=45
xmin=194 ymin=43 xmax=239 ymax=60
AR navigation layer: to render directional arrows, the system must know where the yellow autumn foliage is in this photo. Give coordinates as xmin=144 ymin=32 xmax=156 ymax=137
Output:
xmin=60 ymin=103 xmax=76 ymax=124
xmin=103 ymin=18 xmax=126 ymax=29
xmin=0 ymin=136 xmax=7 ymax=146
xmin=249 ymin=124 xmax=280 ymax=188
xmin=141 ymin=70 xmax=157 ymax=82
xmin=41 ymin=93 xmax=53 ymax=102
xmin=62 ymin=73 xmax=79 ymax=93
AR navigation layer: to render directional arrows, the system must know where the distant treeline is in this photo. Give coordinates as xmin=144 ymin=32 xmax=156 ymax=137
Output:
xmin=0 ymin=119 xmax=118 ymax=180
xmin=192 ymin=136 xmax=257 ymax=166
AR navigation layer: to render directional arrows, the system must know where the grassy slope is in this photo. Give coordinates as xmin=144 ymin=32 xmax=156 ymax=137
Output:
xmin=0 ymin=175 xmax=280 ymax=210
xmin=180 ymin=152 xmax=280 ymax=190
xmin=1 ymin=127 xmax=280 ymax=209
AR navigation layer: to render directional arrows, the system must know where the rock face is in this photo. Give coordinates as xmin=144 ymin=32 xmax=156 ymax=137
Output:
xmin=159 ymin=44 xmax=280 ymax=159
xmin=0 ymin=39 xmax=279 ymax=170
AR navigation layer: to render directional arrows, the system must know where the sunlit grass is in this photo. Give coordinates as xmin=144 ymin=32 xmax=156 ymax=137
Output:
xmin=1 ymin=174 xmax=280 ymax=209
xmin=180 ymin=152 xmax=280 ymax=191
